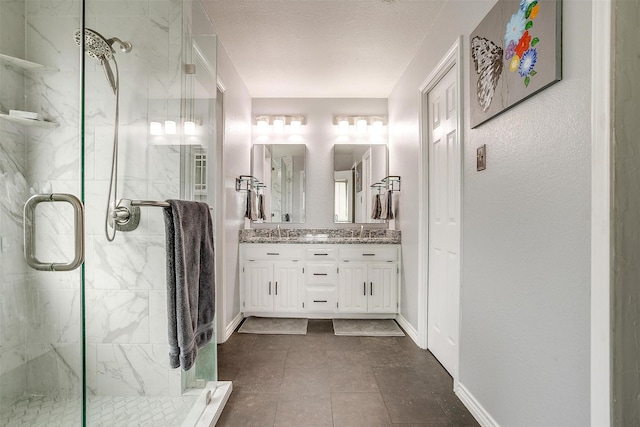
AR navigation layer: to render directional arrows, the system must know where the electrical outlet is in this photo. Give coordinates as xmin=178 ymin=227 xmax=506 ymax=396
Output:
xmin=477 ymin=145 xmax=486 ymax=171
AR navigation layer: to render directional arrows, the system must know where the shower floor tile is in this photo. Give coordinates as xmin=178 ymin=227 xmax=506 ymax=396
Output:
xmin=1 ymin=394 xmax=198 ymax=426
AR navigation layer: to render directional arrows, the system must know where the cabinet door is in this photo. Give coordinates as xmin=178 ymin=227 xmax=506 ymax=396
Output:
xmin=273 ymin=262 xmax=304 ymax=312
xmin=368 ymin=263 xmax=397 ymax=313
xmin=337 ymin=263 xmax=368 ymax=313
xmin=243 ymin=262 xmax=273 ymax=312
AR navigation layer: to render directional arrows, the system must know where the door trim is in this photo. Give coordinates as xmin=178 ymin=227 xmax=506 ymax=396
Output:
xmin=590 ymin=0 xmax=612 ymax=424
xmin=417 ymin=36 xmax=463 ymax=384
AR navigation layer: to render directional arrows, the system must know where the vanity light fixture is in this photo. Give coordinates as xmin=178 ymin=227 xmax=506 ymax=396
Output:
xmin=333 ymin=115 xmax=387 ymax=134
xmin=148 ymin=119 xmax=200 ymax=136
xmin=254 ymin=115 xmax=307 ymax=133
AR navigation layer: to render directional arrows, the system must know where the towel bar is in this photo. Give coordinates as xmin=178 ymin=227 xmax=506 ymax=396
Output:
xmin=127 ymin=199 xmax=213 ymax=210
xmin=111 ymin=198 xmax=213 ymax=233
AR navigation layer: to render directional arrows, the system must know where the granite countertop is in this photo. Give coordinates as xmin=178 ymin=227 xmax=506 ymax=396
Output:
xmin=239 ymin=228 xmax=401 ymax=244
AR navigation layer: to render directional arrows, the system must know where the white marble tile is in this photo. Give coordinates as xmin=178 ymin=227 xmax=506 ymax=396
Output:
xmin=25 ymin=15 xmax=81 ymax=71
xmin=148 ymin=144 xmax=179 ymax=181
xmin=26 ymin=285 xmax=81 ymax=345
xmin=92 ymin=235 xmax=165 ymax=290
xmin=167 ymin=367 xmax=182 ymax=396
xmin=0 ymin=65 xmax=26 ymax=113
xmin=83 ymin=126 xmax=96 ymax=181
xmin=84 ymin=70 xmax=149 ymax=127
xmin=84 ymin=179 xmax=110 ymax=236
xmin=95 ymin=343 xmax=168 ymax=396
xmin=53 ymin=343 xmax=83 ymax=395
xmin=85 ymin=343 xmax=97 ymax=395
xmin=26 ymin=125 xmax=80 ymax=182
xmin=26 ymin=0 xmax=81 ymax=18
xmin=97 ymin=15 xmax=170 ymax=74
xmin=0 ymin=344 xmax=26 ymax=376
xmin=119 ymin=125 xmax=149 ymax=181
xmin=0 ymin=0 xmax=26 ymax=58
xmin=86 ymin=0 xmax=149 ymax=17
xmin=148 ymin=289 xmax=168 ymax=344
xmin=85 ymin=289 xmax=149 ymax=343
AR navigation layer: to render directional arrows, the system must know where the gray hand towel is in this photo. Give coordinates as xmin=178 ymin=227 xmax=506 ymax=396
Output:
xmin=163 ymin=199 xmax=215 ymax=371
xmin=371 ymin=193 xmax=382 ymax=220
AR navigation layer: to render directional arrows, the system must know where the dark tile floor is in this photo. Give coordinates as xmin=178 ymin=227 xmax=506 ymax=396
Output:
xmin=217 ymin=319 xmax=479 ymax=427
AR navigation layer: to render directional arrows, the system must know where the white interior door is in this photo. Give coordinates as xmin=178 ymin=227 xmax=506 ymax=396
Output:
xmin=427 ymin=66 xmax=460 ymax=376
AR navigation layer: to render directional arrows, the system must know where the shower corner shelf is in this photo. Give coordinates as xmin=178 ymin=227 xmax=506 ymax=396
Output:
xmin=0 ymin=113 xmax=58 ymax=129
xmin=0 ymin=53 xmax=58 ymax=72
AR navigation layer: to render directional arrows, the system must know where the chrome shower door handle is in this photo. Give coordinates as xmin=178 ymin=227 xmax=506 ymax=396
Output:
xmin=24 ymin=193 xmax=85 ymax=271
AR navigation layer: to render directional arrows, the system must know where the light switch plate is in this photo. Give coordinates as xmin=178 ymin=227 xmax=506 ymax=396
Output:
xmin=477 ymin=144 xmax=486 ymax=171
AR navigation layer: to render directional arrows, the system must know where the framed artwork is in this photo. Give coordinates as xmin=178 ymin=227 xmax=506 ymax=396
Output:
xmin=355 ymin=161 xmax=362 ymax=192
xmin=469 ymin=0 xmax=562 ymax=128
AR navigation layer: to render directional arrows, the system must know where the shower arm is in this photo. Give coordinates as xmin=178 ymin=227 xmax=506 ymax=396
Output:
xmin=108 ymin=37 xmax=132 ymax=53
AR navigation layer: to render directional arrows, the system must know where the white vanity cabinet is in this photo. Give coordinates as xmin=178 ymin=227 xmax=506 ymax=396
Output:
xmin=305 ymin=248 xmax=339 ymax=314
xmin=240 ymin=245 xmax=305 ymax=314
xmin=338 ymin=247 xmax=399 ymax=314
xmin=240 ymin=243 xmax=400 ymax=318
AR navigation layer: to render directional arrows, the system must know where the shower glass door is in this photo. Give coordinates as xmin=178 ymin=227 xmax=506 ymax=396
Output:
xmin=1 ymin=0 xmax=218 ymax=425
xmin=0 ymin=0 xmax=85 ymax=425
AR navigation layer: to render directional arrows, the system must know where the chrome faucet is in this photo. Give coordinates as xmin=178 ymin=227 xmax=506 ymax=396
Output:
xmin=277 ymin=225 xmax=281 ymax=239
xmin=359 ymin=224 xmax=364 ymax=238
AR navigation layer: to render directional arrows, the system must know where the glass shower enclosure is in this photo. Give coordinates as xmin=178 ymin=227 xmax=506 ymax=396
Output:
xmin=0 ymin=0 xmax=220 ymax=425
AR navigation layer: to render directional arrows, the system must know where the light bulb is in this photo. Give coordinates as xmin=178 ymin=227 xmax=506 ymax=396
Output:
xmin=273 ymin=118 xmax=284 ymax=132
xmin=372 ymin=119 xmax=383 ymax=132
xmin=338 ymin=119 xmax=349 ymax=133
xmin=165 ymin=120 xmax=177 ymax=135
xmin=356 ymin=119 xmax=368 ymax=134
xmin=290 ymin=119 xmax=302 ymax=133
xmin=184 ymin=121 xmax=196 ymax=135
xmin=149 ymin=121 xmax=162 ymax=135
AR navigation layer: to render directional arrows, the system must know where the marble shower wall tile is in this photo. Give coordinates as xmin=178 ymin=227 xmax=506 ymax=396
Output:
xmin=148 ymin=289 xmax=168 ymax=344
xmin=85 ymin=289 xmax=149 ymax=343
xmin=25 ymin=343 xmax=81 ymax=397
xmin=92 ymin=235 xmax=165 ymax=290
xmin=25 ymin=283 xmax=81 ymax=345
xmin=95 ymin=343 xmax=169 ymax=396
xmin=26 ymin=0 xmax=81 ymax=18
xmin=25 ymin=15 xmax=81 ymax=71
xmin=0 ymin=0 xmax=26 ymax=58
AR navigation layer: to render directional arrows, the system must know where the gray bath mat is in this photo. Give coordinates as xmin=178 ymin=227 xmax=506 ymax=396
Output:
xmin=238 ymin=317 xmax=308 ymax=335
xmin=332 ymin=319 xmax=405 ymax=337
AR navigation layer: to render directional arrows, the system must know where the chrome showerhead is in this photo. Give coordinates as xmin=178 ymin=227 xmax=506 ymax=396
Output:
xmin=74 ymin=28 xmax=132 ymax=94
xmin=74 ymin=28 xmax=114 ymax=61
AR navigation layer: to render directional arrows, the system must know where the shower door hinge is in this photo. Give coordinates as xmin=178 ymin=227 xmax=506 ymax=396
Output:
xmin=185 ymin=63 xmax=196 ymax=74
xmin=302 ymin=302 xmax=305 ymax=308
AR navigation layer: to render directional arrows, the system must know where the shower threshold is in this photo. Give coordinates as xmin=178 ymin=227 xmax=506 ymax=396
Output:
xmin=2 ymin=393 xmax=200 ymax=426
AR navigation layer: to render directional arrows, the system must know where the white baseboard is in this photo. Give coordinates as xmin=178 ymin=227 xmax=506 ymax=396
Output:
xmin=456 ymin=382 xmax=500 ymax=427
xmin=221 ymin=312 xmax=244 ymax=342
xmin=395 ymin=314 xmax=419 ymax=345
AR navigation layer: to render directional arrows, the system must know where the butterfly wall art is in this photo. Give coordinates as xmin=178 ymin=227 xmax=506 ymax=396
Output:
xmin=469 ymin=0 xmax=562 ymax=128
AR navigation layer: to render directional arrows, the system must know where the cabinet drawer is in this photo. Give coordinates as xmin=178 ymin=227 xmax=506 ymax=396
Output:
xmin=339 ymin=247 xmax=398 ymax=262
xmin=242 ymin=245 xmax=303 ymax=261
xmin=306 ymin=263 xmax=338 ymax=284
xmin=306 ymin=288 xmax=337 ymax=312
xmin=305 ymin=248 xmax=337 ymax=260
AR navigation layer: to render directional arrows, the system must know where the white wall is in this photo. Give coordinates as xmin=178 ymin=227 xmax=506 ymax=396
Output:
xmin=389 ymin=0 xmax=591 ymax=425
xmin=251 ymin=98 xmax=388 ymax=229
xmin=216 ymin=40 xmax=252 ymax=341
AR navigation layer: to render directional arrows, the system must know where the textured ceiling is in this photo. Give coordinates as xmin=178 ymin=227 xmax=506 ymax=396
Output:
xmin=201 ymin=0 xmax=447 ymax=98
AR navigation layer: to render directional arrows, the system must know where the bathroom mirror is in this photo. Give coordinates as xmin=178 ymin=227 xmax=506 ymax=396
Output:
xmin=252 ymin=144 xmax=306 ymax=223
xmin=334 ymin=144 xmax=388 ymax=223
